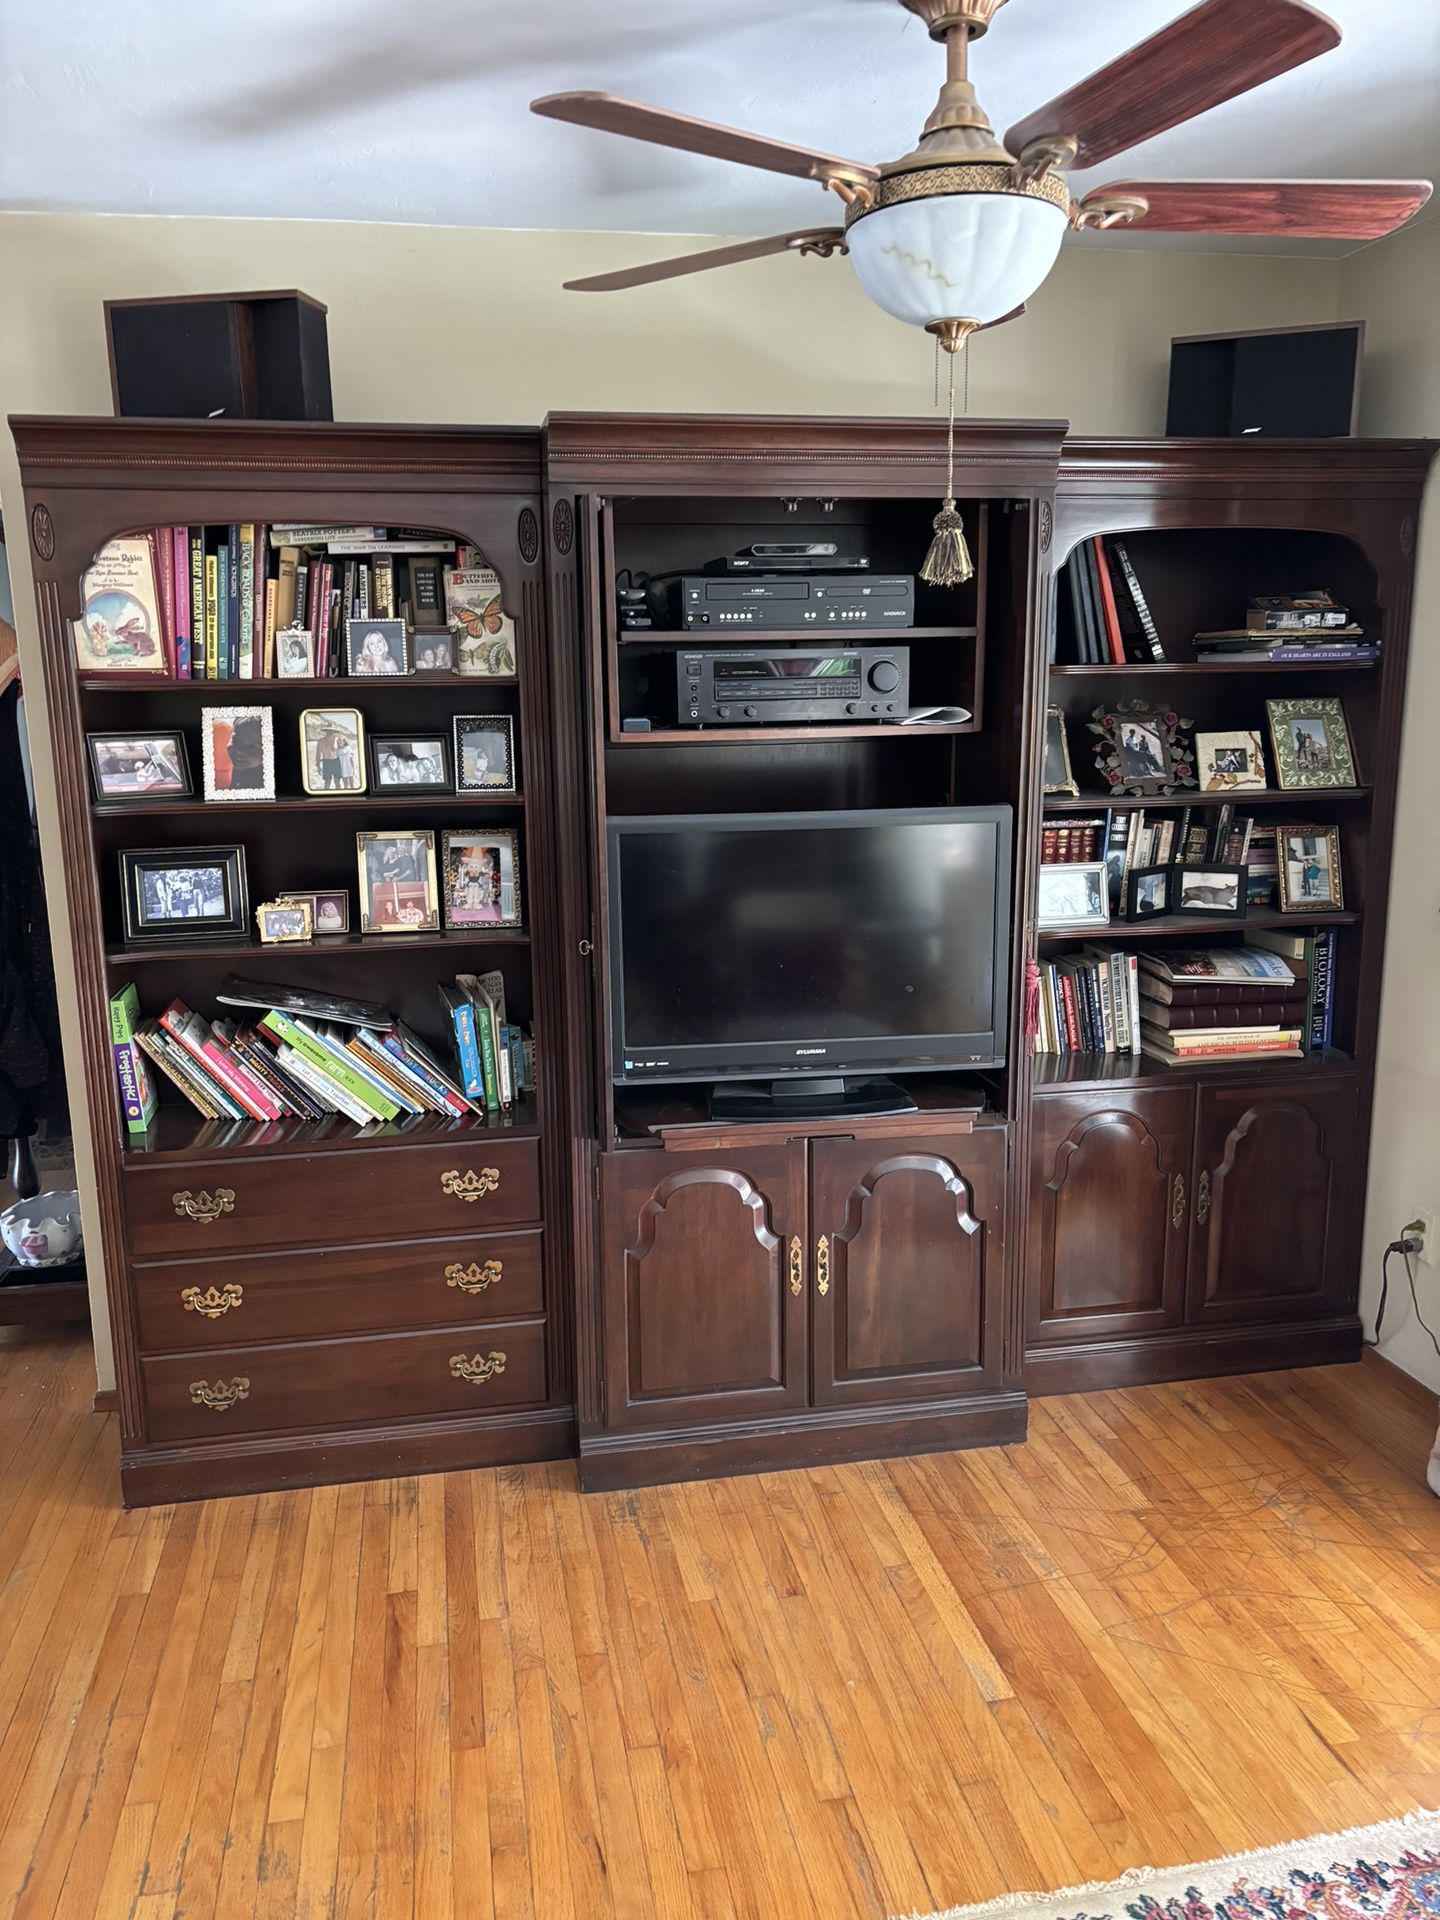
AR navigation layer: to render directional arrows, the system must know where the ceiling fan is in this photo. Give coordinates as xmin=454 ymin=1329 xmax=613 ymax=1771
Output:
xmin=532 ymin=0 xmax=1432 ymax=354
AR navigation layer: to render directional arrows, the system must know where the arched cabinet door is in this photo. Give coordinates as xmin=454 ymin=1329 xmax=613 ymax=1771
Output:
xmin=1028 ymin=1088 xmax=1192 ymax=1346
xmin=809 ymin=1128 xmax=1006 ymax=1407
xmin=599 ymin=1145 xmax=808 ymax=1432
xmin=1187 ymin=1081 xmax=1358 ymax=1325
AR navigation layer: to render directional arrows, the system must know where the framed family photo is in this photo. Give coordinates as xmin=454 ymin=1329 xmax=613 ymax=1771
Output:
xmin=412 ymin=632 xmax=456 ymax=674
xmin=256 ymin=899 xmax=313 ymax=945
xmin=118 ymin=845 xmax=248 ymax=943
xmin=453 ymin=715 xmax=517 ymax=794
xmin=1278 ymin=825 xmax=1344 ymax=911
xmin=1195 ymin=729 xmax=1268 ymax=793
xmin=369 ymin=735 xmax=450 ymax=793
xmin=441 ymin=829 xmax=523 ymax=931
xmin=300 ymin=708 xmax=366 ymax=795
xmin=1089 ymin=700 xmax=1195 ymax=798
xmin=356 ymin=831 xmax=439 ymax=933
xmin=1036 ymin=860 xmax=1109 ymax=931
xmin=280 ymin=889 xmax=350 ymax=935
xmin=345 ymin=617 xmax=409 ymax=678
xmin=87 ymin=731 xmax=191 ymax=802
xmin=201 ymin=706 xmax=275 ymax=802
xmin=1266 ymin=698 xmax=1357 ymax=790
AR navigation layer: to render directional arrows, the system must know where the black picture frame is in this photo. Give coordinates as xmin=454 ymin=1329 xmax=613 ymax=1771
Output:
xmin=453 ymin=714 xmax=518 ymax=795
xmin=1124 ymin=864 xmax=1173 ymax=921
xmin=367 ymin=734 xmax=452 ymax=794
xmin=118 ymin=844 xmax=249 ymax=944
xmin=1172 ymin=863 xmax=1248 ymax=918
xmin=86 ymin=729 xmax=192 ymax=803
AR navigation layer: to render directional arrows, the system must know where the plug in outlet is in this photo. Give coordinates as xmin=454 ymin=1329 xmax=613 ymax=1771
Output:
xmin=1403 ymin=1213 xmax=1437 ymax=1265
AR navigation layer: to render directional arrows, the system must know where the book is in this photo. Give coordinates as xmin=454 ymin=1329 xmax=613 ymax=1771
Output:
xmin=325 ymin=537 xmax=456 ymax=555
xmin=372 ymin=555 xmax=395 ymax=617
xmin=1092 ymin=537 xmax=1127 ymax=666
xmin=385 ymin=1022 xmax=475 ymax=1116
xmin=1076 ymin=541 xmax=1103 ymax=664
xmin=1110 ymin=541 xmax=1166 ymax=662
xmin=1194 ymin=625 xmax=1365 ymax=645
xmin=409 ymin=558 xmax=443 ymax=628
xmin=259 ymin=1010 xmax=399 ymax=1120
xmin=238 ymin=523 xmax=256 ymax=678
xmin=1140 ymin=997 xmax=1307 ymax=1031
xmin=262 ymin=578 xmax=279 ymax=677
xmin=153 ymin=530 xmax=176 ymax=675
xmin=170 ymin=528 xmax=192 ymax=679
xmin=1138 ymin=948 xmax=1299 ymax=994
xmin=444 ymin=567 xmax=517 ymax=677
xmin=160 ymin=1000 xmax=281 ymax=1121
xmin=1064 ymin=556 xmax=1088 ymax=665
xmin=1190 ymin=643 xmax=1380 ymax=664
xmin=1246 ymin=607 xmax=1350 ymax=631
xmin=215 ymin=976 xmax=390 ymax=1027
xmin=109 ymin=982 xmax=157 ymax=1134
xmin=189 ymin=529 xmax=206 ymax=679
xmin=438 ymin=985 xmax=485 ymax=1101
xmin=1139 ymin=1026 xmax=1302 ymax=1063
xmin=269 ymin=524 xmax=384 ymax=547
xmin=73 ymin=536 xmax=168 ymax=673
xmin=226 ymin=527 xmax=241 ymax=677
xmin=134 ymin=1021 xmax=231 ymax=1117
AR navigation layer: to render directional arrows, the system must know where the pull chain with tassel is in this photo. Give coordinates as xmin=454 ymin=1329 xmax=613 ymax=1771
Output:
xmin=920 ymin=319 xmax=977 ymax=588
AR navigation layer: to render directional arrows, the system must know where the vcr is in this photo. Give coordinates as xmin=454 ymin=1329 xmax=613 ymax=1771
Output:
xmin=677 ymin=646 xmax=910 ymax=725
xmin=671 ymin=573 xmax=914 ymax=631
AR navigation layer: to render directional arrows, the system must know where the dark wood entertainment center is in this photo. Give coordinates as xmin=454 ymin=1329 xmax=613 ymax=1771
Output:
xmin=11 ymin=412 xmax=1434 ymax=1503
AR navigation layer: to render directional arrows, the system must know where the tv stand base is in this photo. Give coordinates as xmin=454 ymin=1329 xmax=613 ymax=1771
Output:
xmin=709 ymin=1075 xmax=918 ymax=1122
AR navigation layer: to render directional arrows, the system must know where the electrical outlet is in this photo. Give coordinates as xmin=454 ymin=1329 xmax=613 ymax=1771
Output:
xmin=1404 ymin=1213 xmax=1437 ymax=1265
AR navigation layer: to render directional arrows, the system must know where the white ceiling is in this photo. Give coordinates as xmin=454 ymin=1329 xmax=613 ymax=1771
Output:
xmin=2 ymin=0 xmax=1437 ymax=252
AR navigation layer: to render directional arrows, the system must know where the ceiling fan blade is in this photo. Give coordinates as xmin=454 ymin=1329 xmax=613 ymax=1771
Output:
xmin=564 ymin=230 xmax=846 ymax=293
xmin=1004 ymin=0 xmax=1341 ymax=170
xmin=532 ymin=92 xmax=877 ymax=187
xmin=1085 ymin=179 xmax=1433 ymax=239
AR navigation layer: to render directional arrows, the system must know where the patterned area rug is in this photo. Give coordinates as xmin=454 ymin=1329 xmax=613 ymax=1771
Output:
xmin=911 ymin=1811 xmax=1440 ymax=1920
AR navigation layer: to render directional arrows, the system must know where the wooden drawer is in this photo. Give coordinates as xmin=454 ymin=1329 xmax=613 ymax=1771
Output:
xmin=133 ymin=1229 xmax=543 ymax=1351
xmin=123 ymin=1136 xmax=541 ymax=1259
xmin=142 ymin=1317 xmax=549 ymax=1442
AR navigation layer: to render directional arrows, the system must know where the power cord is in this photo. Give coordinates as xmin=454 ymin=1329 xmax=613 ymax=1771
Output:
xmin=1366 ymin=1234 xmax=1440 ymax=1361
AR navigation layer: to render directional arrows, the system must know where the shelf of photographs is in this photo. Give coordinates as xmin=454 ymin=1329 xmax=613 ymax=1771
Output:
xmin=1042 ymin=787 xmax=1369 ymax=813
xmin=1049 ymin=661 xmax=1378 ymax=676
xmin=1036 ymin=908 xmax=1355 ymax=945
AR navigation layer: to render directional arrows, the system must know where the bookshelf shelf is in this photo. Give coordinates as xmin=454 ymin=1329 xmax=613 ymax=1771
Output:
xmin=1037 ymin=908 xmax=1357 ymax=945
xmin=104 ymin=928 xmax=531 ymax=966
xmin=78 ymin=674 xmax=519 ymax=693
xmin=91 ymin=793 xmax=526 ymax=818
xmin=121 ymin=1096 xmax=542 ymax=1164
xmin=616 ymin=624 xmax=978 ymax=647
xmin=1030 ymin=1045 xmax=1355 ymax=1095
xmin=1043 ymin=787 xmax=1370 ymax=812
xmin=1048 ymin=660 xmax=1378 ymax=676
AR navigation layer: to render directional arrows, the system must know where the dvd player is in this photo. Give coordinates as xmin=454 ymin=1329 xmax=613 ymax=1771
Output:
xmin=667 ymin=573 xmax=914 ymax=631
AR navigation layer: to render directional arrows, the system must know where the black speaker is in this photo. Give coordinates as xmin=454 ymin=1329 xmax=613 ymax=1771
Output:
xmin=1166 ymin=322 xmax=1363 ymax=438
xmin=105 ymin=290 xmax=333 ymax=421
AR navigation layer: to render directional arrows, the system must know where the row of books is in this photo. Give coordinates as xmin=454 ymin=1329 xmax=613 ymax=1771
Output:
xmin=1193 ymin=590 xmax=1378 ymax=664
xmin=108 ymin=972 xmax=534 ymax=1135
xmin=1035 ymin=937 xmax=1336 ymax=1063
xmin=75 ymin=524 xmax=490 ymax=680
xmin=1087 ymin=809 xmax=1277 ymax=907
xmin=1055 ymin=536 xmax=1166 ymax=665
xmin=1040 ymin=819 xmax=1103 ymax=863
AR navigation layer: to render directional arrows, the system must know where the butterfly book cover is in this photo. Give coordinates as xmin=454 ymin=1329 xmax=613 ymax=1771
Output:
xmin=445 ymin=567 xmax=517 ymax=678
xmin=73 ymin=536 xmax=168 ymax=673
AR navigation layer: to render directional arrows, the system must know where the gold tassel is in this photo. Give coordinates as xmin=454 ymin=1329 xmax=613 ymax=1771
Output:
xmin=920 ymin=331 xmax=974 ymax=588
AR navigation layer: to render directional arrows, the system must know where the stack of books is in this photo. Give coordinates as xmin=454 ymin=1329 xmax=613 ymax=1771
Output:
xmin=1056 ymin=536 xmax=1166 ymax=664
xmin=1036 ymin=947 xmax=1142 ymax=1056
xmin=109 ymin=974 xmax=535 ymax=1133
xmin=1138 ymin=948 xmax=1306 ymax=1064
xmin=1040 ymin=817 xmax=1106 ymax=863
xmin=1193 ymin=591 xmax=1377 ymax=664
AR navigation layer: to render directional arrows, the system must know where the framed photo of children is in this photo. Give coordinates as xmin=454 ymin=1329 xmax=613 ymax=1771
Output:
xmin=441 ymin=830 xmax=522 ymax=931
xmin=87 ymin=730 xmax=192 ymax=802
xmin=201 ymin=706 xmax=275 ymax=802
xmin=300 ymin=709 xmax=366 ymax=795
xmin=453 ymin=715 xmax=517 ymax=795
xmin=356 ymin=831 xmax=439 ymax=933
xmin=368 ymin=734 xmax=450 ymax=793
xmin=1278 ymin=825 xmax=1344 ymax=911
xmin=412 ymin=632 xmax=456 ymax=674
xmin=345 ymin=617 xmax=409 ymax=678
xmin=275 ymin=626 xmax=315 ymax=679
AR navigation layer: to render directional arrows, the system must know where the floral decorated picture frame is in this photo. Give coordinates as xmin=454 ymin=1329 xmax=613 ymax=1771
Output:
xmin=1089 ymin=699 xmax=1196 ymax=798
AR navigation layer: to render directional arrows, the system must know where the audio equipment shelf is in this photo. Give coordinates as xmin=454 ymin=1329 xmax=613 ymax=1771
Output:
xmin=615 ymin=624 xmax=979 ymax=647
xmin=611 ymin=719 xmax=979 ymax=746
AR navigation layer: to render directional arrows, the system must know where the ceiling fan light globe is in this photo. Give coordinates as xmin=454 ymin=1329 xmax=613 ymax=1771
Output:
xmin=845 ymin=189 xmax=1065 ymax=330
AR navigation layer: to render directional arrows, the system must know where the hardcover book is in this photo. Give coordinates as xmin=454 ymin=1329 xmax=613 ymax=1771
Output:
xmin=73 ymin=537 xmax=167 ymax=673
xmin=444 ymin=567 xmax=516 ymax=677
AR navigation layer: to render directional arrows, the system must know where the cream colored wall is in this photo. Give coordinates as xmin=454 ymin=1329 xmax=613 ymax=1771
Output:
xmin=1341 ymin=218 xmax=1440 ymax=1394
xmin=0 ymin=210 xmax=1348 ymax=1391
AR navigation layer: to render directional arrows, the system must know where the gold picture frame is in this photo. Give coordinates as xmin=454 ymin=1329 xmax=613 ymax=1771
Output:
xmin=255 ymin=898 xmax=314 ymax=945
xmin=356 ymin=830 xmax=440 ymax=934
xmin=1277 ymin=824 xmax=1344 ymax=912
xmin=300 ymin=708 xmax=366 ymax=795
xmin=1042 ymin=706 xmax=1079 ymax=796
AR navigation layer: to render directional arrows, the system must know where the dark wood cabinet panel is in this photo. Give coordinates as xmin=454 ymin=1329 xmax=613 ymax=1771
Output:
xmin=809 ymin=1129 xmax=1006 ymax=1406
xmin=599 ymin=1145 xmax=808 ymax=1432
xmin=1187 ymin=1081 xmax=1358 ymax=1325
xmin=1028 ymin=1089 xmax=1192 ymax=1345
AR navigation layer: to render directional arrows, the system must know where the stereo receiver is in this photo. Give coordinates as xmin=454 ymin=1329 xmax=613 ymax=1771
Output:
xmin=676 ymin=646 xmax=910 ymax=725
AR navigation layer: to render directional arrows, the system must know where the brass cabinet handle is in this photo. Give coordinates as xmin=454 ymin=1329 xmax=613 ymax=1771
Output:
xmin=1172 ymin=1174 xmax=1186 ymax=1230
xmin=788 ymin=1236 xmax=802 ymax=1297
xmin=172 ymin=1188 xmax=235 ymax=1225
xmin=440 ymin=1168 xmax=500 ymax=1204
xmin=181 ymin=1283 xmax=243 ymax=1319
xmin=449 ymin=1350 xmax=507 ymax=1385
xmin=816 ymin=1234 xmax=830 ymax=1297
xmin=189 ymin=1377 xmax=249 ymax=1411
xmin=446 ymin=1259 xmax=503 ymax=1294
xmin=1197 ymin=1169 xmax=1211 ymax=1227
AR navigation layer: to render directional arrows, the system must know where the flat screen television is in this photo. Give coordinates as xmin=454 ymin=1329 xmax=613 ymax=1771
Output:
xmin=607 ymin=806 xmax=1012 ymax=1095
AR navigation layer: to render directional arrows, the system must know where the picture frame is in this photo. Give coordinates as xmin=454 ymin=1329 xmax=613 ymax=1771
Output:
xmin=345 ymin=616 xmax=409 ymax=678
xmin=453 ymin=715 xmax=517 ymax=795
xmin=368 ymin=734 xmax=451 ymax=794
xmin=87 ymin=730 xmax=192 ymax=802
xmin=255 ymin=898 xmax=313 ymax=945
xmin=1125 ymin=865 xmax=1173 ymax=921
xmin=300 ymin=708 xmax=366 ymax=795
xmin=441 ymin=829 xmax=523 ymax=931
xmin=1036 ymin=860 xmax=1110 ymax=931
xmin=278 ymin=889 xmax=350 ymax=935
xmin=1265 ymin=697 xmax=1357 ymax=790
xmin=356 ymin=830 xmax=439 ymax=933
xmin=275 ymin=625 xmax=315 ymax=679
xmin=1089 ymin=700 xmax=1196 ymax=798
xmin=1042 ymin=707 xmax=1079 ymax=797
xmin=1195 ymin=729 xmax=1269 ymax=793
xmin=1172 ymin=864 xmax=1248 ymax=918
xmin=411 ymin=632 xmax=457 ymax=674
xmin=1277 ymin=825 xmax=1344 ymax=912
xmin=118 ymin=845 xmax=248 ymax=944
xmin=201 ymin=705 xmax=275 ymax=803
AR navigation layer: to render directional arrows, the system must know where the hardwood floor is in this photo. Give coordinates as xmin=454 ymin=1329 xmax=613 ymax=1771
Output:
xmin=1 ymin=1335 xmax=1438 ymax=1920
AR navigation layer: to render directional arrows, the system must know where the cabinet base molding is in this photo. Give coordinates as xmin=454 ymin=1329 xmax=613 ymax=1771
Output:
xmin=1025 ymin=1315 xmax=1362 ymax=1398
xmin=576 ymin=1389 xmax=1027 ymax=1493
xmin=119 ymin=1404 xmax=576 ymax=1507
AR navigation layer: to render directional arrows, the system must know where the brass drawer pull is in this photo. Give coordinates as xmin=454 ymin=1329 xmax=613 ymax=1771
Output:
xmin=449 ymin=1350 xmax=507 ymax=1385
xmin=816 ymin=1234 xmax=830 ymax=1297
xmin=446 ymin=1259 xmax=503 ymax=1294
xmin=788 ymin=1236 xmax=802 ymax=1297
xmin=1172 ymin=1173 xmax=1186 ymax=1230
xmin=440 ymin=1168 xmax=500 ymax=1204
xmin=172 ymin=1188 xmax=235 ymax=1225
xmin=181 ymin=1283 xmax=243 ymax=1319
xmin=1197 ymin=1169 xmax=1212 ymax=1226
xmin=189 ymin=1377 xmax=249 ymax=1411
